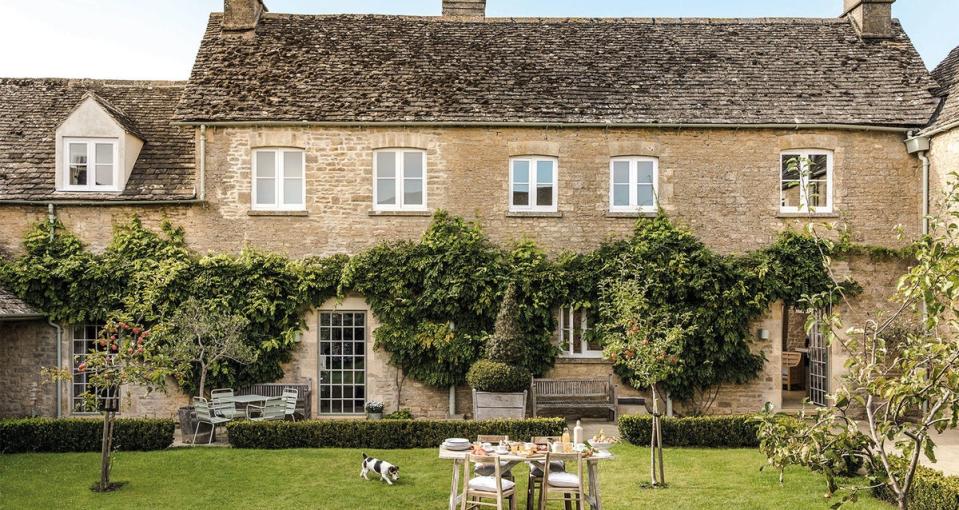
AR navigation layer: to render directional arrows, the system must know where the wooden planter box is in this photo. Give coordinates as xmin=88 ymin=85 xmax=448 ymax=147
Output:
xmin=472 ymin=389 xmax=528 ymax=420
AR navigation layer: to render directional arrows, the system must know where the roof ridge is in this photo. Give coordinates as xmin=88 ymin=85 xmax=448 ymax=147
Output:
xmin=0 ymin=77 xmax=185 ymax=87
xmin=251 ymin=12 xmax=851 ymax=24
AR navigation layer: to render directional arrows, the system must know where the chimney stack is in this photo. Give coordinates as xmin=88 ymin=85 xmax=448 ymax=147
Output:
xmin=223 ymin=0 xmax=267 ymax=33
xmin=842 ymin=0 xmax=895 ymax=39
xmin=442 ymin=0 xmax=487 ymax=18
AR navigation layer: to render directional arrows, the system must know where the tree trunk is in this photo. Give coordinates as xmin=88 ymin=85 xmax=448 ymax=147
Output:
xmin=98 ymin=411 xmax=114 ymax=490
xmin=656 ymin=411 xmax=665 ymax=484
xmin=650 ymin=386 xmax=661 ymax=486
xmin=198 ymin=367 xmax=207 ymax=400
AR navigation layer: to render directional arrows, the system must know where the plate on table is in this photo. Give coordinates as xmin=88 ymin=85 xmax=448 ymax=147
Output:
xmin=443 ymin=438 xmax=471 ymax=451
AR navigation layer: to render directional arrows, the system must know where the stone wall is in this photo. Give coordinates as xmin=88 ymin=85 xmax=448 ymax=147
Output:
xmin=0 ymin=320 xmax=57 ymax=418
xmin=930 ymin=127 xmax=959 ymax=220
xmin=0 ymin=125 xmax=923 ymax=418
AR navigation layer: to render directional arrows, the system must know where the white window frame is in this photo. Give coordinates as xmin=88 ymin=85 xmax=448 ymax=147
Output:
xmin=780 ymin=149 xmax=833 ymax=214
xmin=372 ymin=149 xmax=428 ymax=212
xmin=509 ymin=156 xmax=559 ymax=213
xmin=609 ymin=157 xmax=659 ymax=213
xmin=71 ymin=324 xmax=118 ymax=414
xmin=60 ymin=137 xmax=120 ymax=192
xmin=558 ymin=306 xmax=601 ymax=358
xmin=251 ymin=148 xmax=307 ymax=211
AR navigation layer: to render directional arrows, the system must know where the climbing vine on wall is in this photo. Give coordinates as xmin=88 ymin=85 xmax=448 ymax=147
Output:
xmin=0 ymin=210 xmax=864 ymax=403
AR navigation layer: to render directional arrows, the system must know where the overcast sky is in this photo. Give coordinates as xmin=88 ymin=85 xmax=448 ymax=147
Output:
xmin=0 ymin=0 xmax=955 ymax=80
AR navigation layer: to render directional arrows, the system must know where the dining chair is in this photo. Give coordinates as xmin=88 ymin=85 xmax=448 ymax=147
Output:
xmin=460 ymin=453 xmax=517 ymax=510
xmin=210 ymin=388 xmax=243 ymax=419
xmin=282 ymin=387 xmax=298 ymax=421
xmin=538 ymin=452 xmax=585 ymax=510
xmin=475 ymin=435 xmax=512 ymax=479
xmin=527 ymin=437 xmax=567 ymax=510
xmin=192 ymin=397 xmax=229 ymax=445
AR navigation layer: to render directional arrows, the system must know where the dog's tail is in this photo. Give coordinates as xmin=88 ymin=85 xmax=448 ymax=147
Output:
xmin=362 ymin=452 xmax=368 ymax=460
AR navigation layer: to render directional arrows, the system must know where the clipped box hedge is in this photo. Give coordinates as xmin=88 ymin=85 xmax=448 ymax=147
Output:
xmin=874 ymin=465 xmax=959 ymax=510
xmin=0 ymin=418 xmax=175 ymax=454
xmin=619 ymin=414 xmax=759 ymax=448
xmin=227 ymin=418 xmax=565 ymax=449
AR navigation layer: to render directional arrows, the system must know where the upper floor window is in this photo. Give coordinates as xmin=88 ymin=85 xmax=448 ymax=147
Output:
xmin=253 ymin=148 xmax=305 ymax=211
xmin=558 ymin=306 xmax=601 ymax=358
xmin=62 ymin=138 xmax=118 ymax=191
xmin=374 ymin=149 xmax=426 ymax=211
xmin=610 ymin=157 xmax=658 ymax=212
xmin=510 ymin=156 xmax=557 ymax=212
xmin=780 ymin=150 xmax=833 ymax=214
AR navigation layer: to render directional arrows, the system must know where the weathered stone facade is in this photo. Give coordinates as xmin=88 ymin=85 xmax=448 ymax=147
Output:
xmin=0 ymin=320 xmax=57 ymax=418
xmin=0 ymin=125 xmax=923 ymax=418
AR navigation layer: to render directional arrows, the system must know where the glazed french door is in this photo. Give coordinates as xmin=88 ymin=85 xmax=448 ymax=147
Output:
xmin=807 ymin=310 xmax=829 ymax=407
xmin=318 ymin=311 xmax=366 ymax=414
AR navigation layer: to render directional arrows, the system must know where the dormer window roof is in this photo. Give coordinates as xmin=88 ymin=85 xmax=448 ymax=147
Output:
xmin=54 ymin=93 xmax=145 ymax=193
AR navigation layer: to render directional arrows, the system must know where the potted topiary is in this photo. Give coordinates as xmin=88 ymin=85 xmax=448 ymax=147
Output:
xmin=466 ymin=283 xmax=531 ymax=419
xmin=366 ymin=401 xmax=385 ymax=420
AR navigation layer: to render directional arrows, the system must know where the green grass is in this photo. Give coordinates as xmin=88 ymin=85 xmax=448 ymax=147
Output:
xmin=0 ymin=444 xmax=890 ymax=509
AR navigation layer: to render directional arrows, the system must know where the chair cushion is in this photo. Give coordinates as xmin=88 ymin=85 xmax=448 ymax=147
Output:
xmin=469 ymin=476 xmax=515 ymax=492
xmin=528 ymin=461 xmax=566 ymax=478
xmin=546 ymin=472 xmax=581 ymax=489
xmin=474 ymin=461 xmax=510 ymax=477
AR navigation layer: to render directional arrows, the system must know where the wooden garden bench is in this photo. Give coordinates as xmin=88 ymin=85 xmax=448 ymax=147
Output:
xmin=531 ymin=376 xmax=618 ymax=421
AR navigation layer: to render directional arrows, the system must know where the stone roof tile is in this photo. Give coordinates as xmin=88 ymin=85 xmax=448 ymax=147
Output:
xmin=175 ymin=14 xmax=939 ymax=127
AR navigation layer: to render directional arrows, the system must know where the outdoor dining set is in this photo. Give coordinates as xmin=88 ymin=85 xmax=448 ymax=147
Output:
xmin=190 ymin=387 xmax=299 ymax=445
xmin=440 ymin=435 xmax=614 ymax=510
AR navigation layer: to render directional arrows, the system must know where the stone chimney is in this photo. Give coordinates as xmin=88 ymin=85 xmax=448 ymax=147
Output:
xmin=223 ymin=0 xmax=267 ymax=33
xmin=842 ymin=0 xmax=896 ymax=39
xmin=442 ymin=0 xmax=487 ymax=18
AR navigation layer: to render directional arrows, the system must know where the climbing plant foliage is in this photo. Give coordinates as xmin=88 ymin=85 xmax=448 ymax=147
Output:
xmin=0 ymin=211 xmax=849 ymax=403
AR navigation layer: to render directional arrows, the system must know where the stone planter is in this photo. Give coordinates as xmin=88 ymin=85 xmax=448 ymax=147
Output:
xmin=367 ymin=412 xmax=383 ymax=420
xmin=178 ymin=406 xmax=213 ymax=444
xmin=472 ymin=389 xmax=528 ymax=420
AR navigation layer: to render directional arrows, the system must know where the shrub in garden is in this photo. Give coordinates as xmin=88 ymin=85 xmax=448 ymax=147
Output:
xmin=227 ymin=418 xmax=565 ymax=449
xmin=875 ymin=465 xmax=959 ymax=510
xmin=467 ymin=283 xmax=532 ymax=393
xmin=618 ymin=414 xmax=759 ymax=448
xmin=466 ymin=360 xmax=531 ymax=393
xmin=0 ymin=418 xmax=175 ymax=454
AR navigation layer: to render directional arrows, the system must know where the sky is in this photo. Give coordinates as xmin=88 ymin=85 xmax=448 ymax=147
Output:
xmin=0 ymin=0 xmax=956 ymax=80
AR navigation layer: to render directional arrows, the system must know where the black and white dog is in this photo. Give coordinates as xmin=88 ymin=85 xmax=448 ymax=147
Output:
xmin=361 ymin=453 xmax=400 ymax=485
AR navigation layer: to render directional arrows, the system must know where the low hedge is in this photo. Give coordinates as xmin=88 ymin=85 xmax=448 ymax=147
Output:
xmin=619 ymin=414 xmax=759 ymax=448
xmin=874 ymin=465 xmax=959 ymax=510
xmin=227 ymin=418 xmax=565 ymax=449
xmin=0 ymin=418 xmax=175 ymax=454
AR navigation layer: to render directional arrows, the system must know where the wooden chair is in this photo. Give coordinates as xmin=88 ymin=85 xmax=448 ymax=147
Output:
xmin=538 ymin=452 xmax=585 ymax=510
xmin=460 ymin=453 xmax=517 ymax=510
xmin=248 ymin=397 xmax=287 ymax=421
xmin=527 ymin=437 xmax=567 ymax=510
xmin=475 ymin=435 xmax=512 ymax=480
xmin=782 ymin=352 xmax=804 ymax=391
xmin=282 ymin=387 xmax=299 ymax=421
xmin=210 ymin=388 xmax=244 ymax=419
xmin=192 ymin=397 xmax=229 ymax=445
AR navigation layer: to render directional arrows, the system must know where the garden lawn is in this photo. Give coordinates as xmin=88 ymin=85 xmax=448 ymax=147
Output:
xmin=0 ymin=444 xmax=890 ymax=509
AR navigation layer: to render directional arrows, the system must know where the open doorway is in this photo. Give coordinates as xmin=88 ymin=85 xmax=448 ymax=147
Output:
xmin=781 ymin=305 xmax=828 ymax=409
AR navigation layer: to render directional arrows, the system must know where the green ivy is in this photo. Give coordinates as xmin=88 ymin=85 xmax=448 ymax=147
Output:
xmin=0 ymin=211 xmax=842 ymax=405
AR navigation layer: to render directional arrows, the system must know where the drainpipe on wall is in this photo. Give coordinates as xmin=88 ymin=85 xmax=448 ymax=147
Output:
xmin=47 ymin=203 xmax=56 ymax=241
xmin=905 ymin=133 xmax=931 ymax=236
xmin=199 ymin=125 xmax=208 ymax=201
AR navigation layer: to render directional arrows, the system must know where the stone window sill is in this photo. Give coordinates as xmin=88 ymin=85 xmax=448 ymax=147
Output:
xmin=605 ymin=211 xmax=657 ymax=219
xmin=247 ymin=210 xmax=309 ymax=217
xmin=506 ymin=211 xmax=564 ymax=218
xmin=367 ymin=210 xmax=433 ymax=217
xmin=777 ymin=212 xmax=840 ymax=219
xmin=555 ymin=357 xmax=610 ymax=365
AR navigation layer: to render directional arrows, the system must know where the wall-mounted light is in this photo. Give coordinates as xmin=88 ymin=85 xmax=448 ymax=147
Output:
xmin=757 ymin=328 xmax=770 ymax=340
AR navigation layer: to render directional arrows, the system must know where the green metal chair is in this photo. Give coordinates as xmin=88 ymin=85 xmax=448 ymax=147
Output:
xmin=211 ymin=388 xmax=244 ymax=419
xmin=248 ymin=397 xmax=286 ymax=421
xmin=192 ymin=397 xmax=229 ymax=445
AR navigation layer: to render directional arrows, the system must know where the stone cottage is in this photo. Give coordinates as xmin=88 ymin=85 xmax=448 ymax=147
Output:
xmin=0 ymin=0 xmax=951 ymax=419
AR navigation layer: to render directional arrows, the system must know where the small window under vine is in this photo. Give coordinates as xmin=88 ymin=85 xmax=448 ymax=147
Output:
xmin=558 ymin=306 xmax=602 ymax=358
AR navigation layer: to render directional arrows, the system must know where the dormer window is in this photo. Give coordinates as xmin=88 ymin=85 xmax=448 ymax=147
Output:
xmin=63 ymin=138 xmax=119 ymax=191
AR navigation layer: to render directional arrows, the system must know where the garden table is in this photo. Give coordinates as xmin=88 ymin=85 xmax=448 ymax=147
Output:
xmin=220 ymin=394 xmax=272 ymax=417
xmin=439 ymin=446 xmax=613 ymax=510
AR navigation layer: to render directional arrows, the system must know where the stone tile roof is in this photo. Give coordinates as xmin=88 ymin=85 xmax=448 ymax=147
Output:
xmin=0 ymin=289 xmax=42 ymax=318
xmin=0 ymin=79 xmax=196 ymax=201
xmin=85 ymin=92 xmax=148 ymax=140
xmin=176 ymin=14 xmax=938 ymax=127
xmin=928 ymin=45 xmax=959 ymax=132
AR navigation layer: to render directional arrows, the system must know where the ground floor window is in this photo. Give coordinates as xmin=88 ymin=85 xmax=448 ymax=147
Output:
xmin=71 ymin=324 xmax=114 ymax=413
xmin=318 ymin=311 xmax=366 ymax=414
xmin=558 ymin=306 xmax=602 ymax=358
